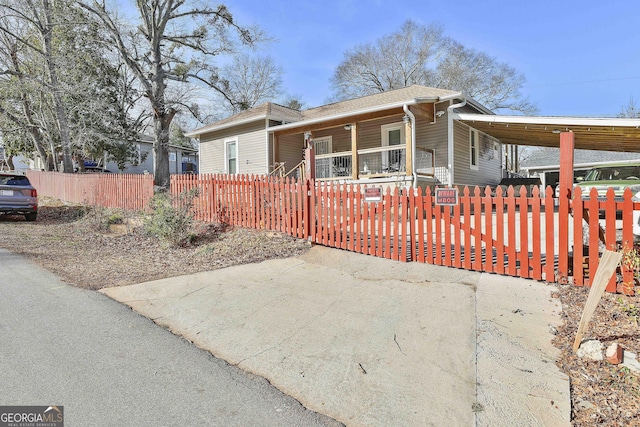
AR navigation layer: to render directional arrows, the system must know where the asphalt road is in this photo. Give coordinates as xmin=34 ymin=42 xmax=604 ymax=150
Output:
xmin=0 ymin=249 xmax=342 ymax=427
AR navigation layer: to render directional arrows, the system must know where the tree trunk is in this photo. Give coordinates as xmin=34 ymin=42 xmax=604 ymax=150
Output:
xmin=150 ymin=53 xmax=174 ymax=189
xmin=153 ymin=115 xmax=171 ymax=188
xmin=42 ymin=0 xmax=73 ymax=173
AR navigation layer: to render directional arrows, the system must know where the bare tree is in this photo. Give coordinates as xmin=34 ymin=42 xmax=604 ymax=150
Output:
xmin=330 ymin=20 xmax=444 ymax=101
xmin=618 ymin=97 xmax=640 ymax=118
xmin=429 ymin=40 xmax=536 ymax=113
xmin=217 ymin=54 xmax=283 ymax=114
xmin=79 ymin=0 xmax=264 ymax=188
xmin=330 ymin=20 xmax=537 ymax=114
xmin=280 ymin=94 xmax=305 ymax=110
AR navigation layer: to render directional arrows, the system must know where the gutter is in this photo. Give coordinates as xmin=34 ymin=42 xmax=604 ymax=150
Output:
xmin=403 ymin=105 xmax=417 ymax=188
xmin=447 ymin=98 xmax=468 ymax=187
xmin=267 ymin=97 xmax=441 ymax=133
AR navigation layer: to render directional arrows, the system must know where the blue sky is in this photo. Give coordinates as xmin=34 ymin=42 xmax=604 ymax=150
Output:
xmin=226 ymin=0 xmax=640 ymax=117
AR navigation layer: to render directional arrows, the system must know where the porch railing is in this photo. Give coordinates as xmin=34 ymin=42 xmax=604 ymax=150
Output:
xmin=358 ymin=146 xmax=406 ymax=177
xmin=315 ymin=151 xmax=352 ymax=180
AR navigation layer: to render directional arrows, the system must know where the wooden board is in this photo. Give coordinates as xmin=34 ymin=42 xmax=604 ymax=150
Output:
xmin=572 ymin=250 xmax=623 ymax=353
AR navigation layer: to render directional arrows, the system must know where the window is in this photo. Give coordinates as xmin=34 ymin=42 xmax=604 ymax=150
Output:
xmin=469 ymin=129 xmax=479 ymax=170
xmin=313 ymin=136 xmax=333 ymax=178
xmin=381 ymin=123 xmax=405 ymax=172
xmin=314 ymin=136 xmax=332 ymax=155
xmin=226 ymin=140 xmax=237 ymax=174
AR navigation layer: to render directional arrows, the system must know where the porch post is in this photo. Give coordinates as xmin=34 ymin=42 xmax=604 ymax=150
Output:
xmin=304 ymin=132 xmax=315 ymax=181
xmin=274 ymin=133 xmax=279 ymax=165
xmin=558 ymin=131 xmax=574 ymax=281
xmin=351 ymin=123 xmax=358 ymax=180
xmin=405 ymin=119 xmax=412 ymax=177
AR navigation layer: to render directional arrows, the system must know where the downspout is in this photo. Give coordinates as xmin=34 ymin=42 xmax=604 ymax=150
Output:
xmin=447 ymin=97 xmax=467 ymax=187
xmin=402 ymin=104 xmax=417 ymax=188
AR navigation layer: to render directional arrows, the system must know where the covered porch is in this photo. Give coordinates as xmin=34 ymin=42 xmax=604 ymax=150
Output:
xmin=269 ymin=103 xmax=438 ymax=184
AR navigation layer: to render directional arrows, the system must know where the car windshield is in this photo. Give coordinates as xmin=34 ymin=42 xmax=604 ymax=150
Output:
xmin=0 ymin=175 xmax=30 ymax=185
xmin=583 ymin=166 xmax=640 ymax=181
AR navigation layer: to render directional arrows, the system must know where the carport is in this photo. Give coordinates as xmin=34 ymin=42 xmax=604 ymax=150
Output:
xmin=452 ymin=113 xmax=640 ymax=286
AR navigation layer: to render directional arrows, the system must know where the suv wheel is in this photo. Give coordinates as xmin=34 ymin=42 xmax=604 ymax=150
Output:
xmin=25 ymin=212 xmax=37 ymax=222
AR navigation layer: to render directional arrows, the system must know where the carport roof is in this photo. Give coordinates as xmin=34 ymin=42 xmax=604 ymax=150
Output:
xmin=453 ymin=113 xmax=640 ymax=153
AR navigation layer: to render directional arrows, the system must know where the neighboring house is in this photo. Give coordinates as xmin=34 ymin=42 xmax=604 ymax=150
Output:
xmin=105 ymin=135 xmax=199 ymax=175
xmin=0 ymin=147 xmax=30 ymax=172
xmin=186 ymin=85 xmax=503 ymax=188
xmin=24 ymin=135 xmax=198 ymax=174
xmin=521 ymin=148 xmax=640 ymax=189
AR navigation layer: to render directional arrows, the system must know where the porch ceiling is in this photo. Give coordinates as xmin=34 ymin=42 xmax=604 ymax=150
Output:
xmin=454 ymin=113 xmax=640 ymax=153
xmin=271 ymin=107 xmax=407 ymax=136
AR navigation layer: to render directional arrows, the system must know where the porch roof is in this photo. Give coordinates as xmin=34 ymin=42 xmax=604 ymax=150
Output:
xmin=269 ymin=85 xmax=467 ymax=134
xmin=453 ymin=113 xmax=640 ymax=153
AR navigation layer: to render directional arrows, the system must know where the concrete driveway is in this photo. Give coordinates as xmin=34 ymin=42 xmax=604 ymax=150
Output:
xmin=102 ymin=246 xmax=570 ymax=426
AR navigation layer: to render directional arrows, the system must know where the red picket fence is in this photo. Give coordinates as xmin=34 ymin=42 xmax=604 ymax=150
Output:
xmin=171 ymin=174 xmax=307 ymax=239
xmin=173 ymin=174 xmax=639 ymax=293
xmin=26 ymin=171 xmax=154 ymax=211
xmin=29 ymin=171 xmax=639 ymax=292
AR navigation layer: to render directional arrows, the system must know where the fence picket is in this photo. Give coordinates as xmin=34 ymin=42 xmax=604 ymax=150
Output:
xmin=518 ymin=186 xmax=530 ymax=279
xmin=544 ymin=186 xmax=556 ymax=282
xmin=472 ymin=187 xmax=482 ymax=272
xmin=495 ymin=187 xmax=505 ymax=275
xmin=605 ymin=188 xmax=618 ymax=292
xmin=482 ymin=186 xmax=493 ymax=273
xmin=587 ymin=188 xmax=601 ymax=287
xmin=425 ymin=187 xmax=433 ymax=263
xmin=506 ymin=187 xmax=517 ymax=277
xmin=622 ymin=192 xmax=636 ymax=295
xmin=531 ymin=187 xmax=542 ymax=281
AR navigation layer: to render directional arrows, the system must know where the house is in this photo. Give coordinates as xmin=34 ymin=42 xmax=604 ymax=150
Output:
xmin=105 ymin=135 xmax=199 ymax=175
xmin=0 ymin=147 xmax=30 ymax=172
xmin=22 ymin=134 xmax=198 ymax=174
xmin=186 ymin=85 xmax=503 ymax=188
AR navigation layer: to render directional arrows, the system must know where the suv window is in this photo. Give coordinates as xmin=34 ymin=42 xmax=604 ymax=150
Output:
xmin=584 ymin=166 xmax=640 ymax=181
xmin=0 ymin=175 xmax=30 ymax=185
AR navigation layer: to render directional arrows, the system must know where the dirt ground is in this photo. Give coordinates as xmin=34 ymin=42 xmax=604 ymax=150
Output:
xmin=0 ymin=199 xmax=638 ymax=426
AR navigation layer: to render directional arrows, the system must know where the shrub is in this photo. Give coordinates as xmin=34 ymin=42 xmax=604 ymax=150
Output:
xmin=82 ymin=206 xmax=125 ymax=231
xmin=143 ymin=188 xmax=199 ymax=247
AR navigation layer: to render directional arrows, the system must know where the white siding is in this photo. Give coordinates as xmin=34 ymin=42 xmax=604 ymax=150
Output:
xmin=199 ymin=137 xmax=225 ymax=174
xmin=199 ymin=120 xmax=268 ymax=175
xmin=238 ymin=129 xmax=268 ymax=174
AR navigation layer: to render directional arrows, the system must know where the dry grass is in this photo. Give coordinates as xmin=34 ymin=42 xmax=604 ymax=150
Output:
xmin=0 ymin=198 xmax=310 ymax=290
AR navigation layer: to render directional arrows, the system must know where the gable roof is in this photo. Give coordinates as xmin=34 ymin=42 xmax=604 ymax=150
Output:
xmin=185 ymin=103 xmax=302 ymax=137
xmin=301 ymin=85 xmax=462 ymax=121
xmin=185 ymin=85 xmax=477 ymax=137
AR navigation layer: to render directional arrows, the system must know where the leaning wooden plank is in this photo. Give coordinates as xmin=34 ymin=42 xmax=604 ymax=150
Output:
xmin=572 ymin=250 xmax=623 ymax=353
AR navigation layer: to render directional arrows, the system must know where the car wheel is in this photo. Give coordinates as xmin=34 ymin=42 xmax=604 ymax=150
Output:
xmin=25 ymin=212 xmax=37 ymax=222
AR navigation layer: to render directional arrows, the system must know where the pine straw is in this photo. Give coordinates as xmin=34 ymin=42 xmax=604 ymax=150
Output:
xmin=553 ymin=282 xmax=640 ymax=426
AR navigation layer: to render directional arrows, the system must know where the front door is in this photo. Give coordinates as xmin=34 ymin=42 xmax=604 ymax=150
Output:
xmin=382 ymin=123 xmax=404 ymax=173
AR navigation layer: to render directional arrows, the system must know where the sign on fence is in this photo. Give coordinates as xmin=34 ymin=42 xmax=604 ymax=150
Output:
xmin=364 ymin=187 xmax=382 ymax=202
xmin=435 ymin=187 xmax=459 ymax=206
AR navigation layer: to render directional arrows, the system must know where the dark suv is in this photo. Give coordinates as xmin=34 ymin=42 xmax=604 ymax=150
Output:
xmin=0 ymin=173 xmax=38 ymax=221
